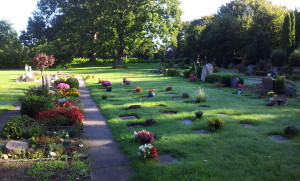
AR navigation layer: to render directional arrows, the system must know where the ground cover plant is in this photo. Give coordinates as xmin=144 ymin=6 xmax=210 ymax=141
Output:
xmin=80 ymin=63 xmax=300 ymax=181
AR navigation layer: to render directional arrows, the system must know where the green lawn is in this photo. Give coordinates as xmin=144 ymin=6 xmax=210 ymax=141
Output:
xmin=0 ymin=70 xmax=39 ymax=117
xmin=76 ymin=63 xmax=300 ymax=181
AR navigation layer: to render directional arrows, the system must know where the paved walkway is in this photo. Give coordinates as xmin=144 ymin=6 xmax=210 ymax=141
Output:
xmin=0 ymin=104 xmax=20 ymax=130
xmin=76 ymin=76 xmax=135 ymax=181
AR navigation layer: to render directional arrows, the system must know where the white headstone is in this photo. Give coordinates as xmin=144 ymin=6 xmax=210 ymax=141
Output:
xmin=201 ymin=63 xmax=214 ymax=82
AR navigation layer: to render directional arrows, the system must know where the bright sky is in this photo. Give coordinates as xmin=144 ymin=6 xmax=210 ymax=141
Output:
xmin=0 ymin=0 xmax=299 ymax=34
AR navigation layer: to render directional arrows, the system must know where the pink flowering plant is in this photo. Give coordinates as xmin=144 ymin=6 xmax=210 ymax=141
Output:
xmin=134 ymin=130 xmax=155 ymax=144
xmin=101 ymin=80 xmax=111 ymax=87
xmin=189 ymin=75 xmax=198 ymax=82
xmin=56 ymin=83 xmax=70 ymax=91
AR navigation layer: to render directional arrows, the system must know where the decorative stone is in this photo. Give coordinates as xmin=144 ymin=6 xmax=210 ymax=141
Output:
xmin=181 ymin=120 xmax=193 ymax=125
xmin=195 ymin=129 xmax=212 ymax=135
xmin=241 ymin=124 xmax=256 ymax=128
xmin=49 ymin=152 xmax=57 ymax=157
xmin=268 ymin=135 xmax=291 ymax=142
xmin=230 ymin=77 xmax=239 ymax=88
xmin=158 ymin=154 xmax=179 ymax=165
xmin=262 ymin=77 xmax=275 ymax=92
xmin=1 ymin=154 xmax=9 ymax=160
xmin=5 ymin=140 xmax=28 ymax=153
xmin=120 ymin=115 xmax=138 ymax=120
xmin=201 ymin=63 xmax=213 ymax=82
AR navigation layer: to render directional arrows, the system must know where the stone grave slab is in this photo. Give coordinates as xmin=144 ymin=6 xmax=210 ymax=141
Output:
xmin=268 ymin=135 xmax=291 ymax=142
xmin=195 ymin=129 xmax=212 ymax=135
xmin=241 ymin=124 xmax=256 ymax=128
xmin=120 ymin=115 xmax=138 ymax=120
xmin=181 ymin=120 xmax=193 ymax=125
xmin=201 ymin=63 xmax=213 ymax=82
xmin=172 ymin=97 xmax=183 ymax=100
xmin=166 ymin=93 xmax=176 ymax=96
xmin=5 ymin=140 xmax=28 ymax=153
xmin=159 ymin=154 xmax=179 ymax=165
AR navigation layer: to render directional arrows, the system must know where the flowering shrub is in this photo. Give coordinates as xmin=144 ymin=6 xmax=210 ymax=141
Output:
xmin=65 ymin=91 xmax=80 ymax=97
xmin=137 ymin=144 xmax=158 ymax=160
xmin=134 ymin=130 xmax=155 ymax=144
xmin=54 ymin=78 xmax=66 ymax=86
xmin=101 ymin=80 xmax=111 ymax=87
xmin=135 ymin=86 xmax=142 ymax=92
xmin=237 ymin=84 xmax=244 ymax=89
xmin=189 ymin=75 xmax=198 ymax=82
xmin=35 ymin=108 xmax=84 ymax=125
xmin=54 ymin=100 xmax=75 ymax=109
xmin=56 ymin=83 xmax=70 ymax=91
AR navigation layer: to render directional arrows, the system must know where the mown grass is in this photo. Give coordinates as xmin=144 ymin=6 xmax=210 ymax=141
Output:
xmin=76 ymin=63 xmax=300 ymax=180
xmin=0 ymin=70 xmax=40 ymax=117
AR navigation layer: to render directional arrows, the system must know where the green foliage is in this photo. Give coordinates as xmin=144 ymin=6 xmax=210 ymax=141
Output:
xmin=195 ymin=110 xmax=203 ymax=118
xmin=183 ymin=69 xmax=191 ymax=78
xmin=271 ymin=49 xmax=287 ymax=66
xmin=247 ymin=31 xmax=271 ymax=65
xmin=37 ymin=114 xmax=70 ymax=127
xmin=221 ymin=75 xmax=234 ymax=87
xmin=20 ymin=95 xmax=55 ymax=117
xmin=205 ymin=74 xmax=223 ymax=83
xmin=166 ymin=69 xmax=179 ymax=77
xmin=213 ymin=67 xmax=220 ymax=73
xmin=280 ymin=13 xmax=295 ymax=55
xmin=1 ymin=116 xmax=24 ymax=139
xmin=284 ymin=125 xmax=299 ymax=137
xmin=288 ymin=49 xmax=300 ymax=67
xmin=28 ymin=125 xmax=45 ymax=138
xmin=66 ymin=77 xmax=79 ymax=89
xmin=275 ymin=76 xmax=286 ymax=94
xmin=194 ymin=87 xmax=207 ymax=103
xmin=25 ymin=86 xmax=50 ymax=97
xmin=207 ymin=118 xmax=225 ymax=131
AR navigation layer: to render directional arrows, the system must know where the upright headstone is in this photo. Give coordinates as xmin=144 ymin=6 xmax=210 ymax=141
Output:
xmin=272 ymin=67 xmax=278 ymax=75
xmin=262 ymin=77 xmax=275 ymax=92
xmin=25 ymin=64 xmax=28 ymax=72
xmin=247 ymin=65 xmax=254 ymax=73
xmin=201 ymin=63 xmax=213 ymax=82
xmin=230 ymin=77 xmax=239 ymax=88
xmin=28 ymin=66 xmax=32 ymax=73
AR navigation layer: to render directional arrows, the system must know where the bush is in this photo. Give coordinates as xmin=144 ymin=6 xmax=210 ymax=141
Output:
xmin=213 ymin=67 xmax=220 ymax=73
xmin=183 ymin=69 xmax=191 ymax=78
xmin=26 ymin=86 xmax=50 ymax=97
xmin=288 ymin=49 xmax=300 ymax=67
xmin=205 ymin=74 xmax=222 ymax=83
xmin=207 ymin=118 xmax=225 ymax=131
xmin=271 ymin=49 xmax=287 ymax=67
xmin=20 ymin=95 xmax=55 ymax=117
xmin=28 ymin=125 xmax=45 ymax=138
xmin=66 ymin=77 xmax=79 ymax=89
xmin=54 ymin=78 xmax=66 ymax=86
xmin=166 ymin=69 xmax=178 ymax=76
xmin=275 ymin=76 xmax=286 ymax=94
xmin=2 ymin=116 xmax=24 ymax=139
xmin=284 ymin=126 xmax=299 ymax=137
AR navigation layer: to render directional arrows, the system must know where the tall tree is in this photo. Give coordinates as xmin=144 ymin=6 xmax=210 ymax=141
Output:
xmin=280 ymin=13 xmax=294 ymax=55
xmin=247 ymin=31 xmax=271 ymax=65
xmin=295 ymin=9 xmax=300 ymax=47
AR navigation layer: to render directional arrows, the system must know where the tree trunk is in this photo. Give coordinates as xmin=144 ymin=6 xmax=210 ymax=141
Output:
xmin=89 ymin=52 xmax=97 ymax=62
xmin=113 ymin=48 xmax=125 ymax=68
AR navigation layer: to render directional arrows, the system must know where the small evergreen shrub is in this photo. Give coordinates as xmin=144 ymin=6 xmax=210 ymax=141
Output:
xmin=166 ymin=69 xmax=178 ymax=76
xmin=183 ymin=69 xmax=191 ymax=78
xmin=25 ymin=86 xmax=50 ymax=97
xmin=213 ymin=67 xmax=220 ymax=72
xmin=275 ymin=76 xmax=286 ymax=94
xmin=28 ymin=125 xmax=45 ymax=138
xmin=205 ymin=74 xmax=222 ymax=83
xmin=288 ymin=49 xmax=300 ymax=67
xmin=207 ymin=118 xmax=225 ymax=131
xmin=284 ymin=126 xmax=299 ymax=137
xmin=20 ymin=95 xmax=55 ymax=117
xmin=2 ymin=116 xmax=24 ymax=139
xmin=66 ymin=77 xmax=79 ymax=89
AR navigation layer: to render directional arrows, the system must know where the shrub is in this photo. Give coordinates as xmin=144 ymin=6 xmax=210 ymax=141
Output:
xmin=66 ymin=77 xmax=79 ymax=89
xmin=275 ymin=76 xmax=286 ymax=94
xmin=134 ymin=130 xmax=155 ymax=144
xmin=54 ymin=78 xmax=66 ymax=86
xmin=221 ymin=75 xmax=234 ymax=87
xmin=166 ymin=69 xmax=178 ymax=76
xmin=28 ymin=125 xmax=45 ymax=138
xmin=183 ymin=69 xmax=191 ymax=78
xmin=194 ymin=87 xmax=207 ymax=103
xmin=205 ymin=74 xmax=222 ymax=83
xmin=2 ymin=116 xmax=24 ymax=139
xmin=195 ymin=110 xmax=203 ymax=118
xmin=288 ymin=49 xmax=300 ymax=67
xmin=207 ymin=118 xmax=225 ymax=131
xmin=35 ymin=108 xmax=84 ymax=126
xmin=284 ymin=126 xmax=299 ymax=137
xmin=20 ymin=95 xmax=55 ymax=117
xmin=213 ymin=67 xmax=220 ymax=73
xmin=26 ymin=86 xmax=50 ymax=97
xmin=271 ymin=49 xmax=287 ymax=67
xmin=189 ymin=75 xmax=198 ymax=82
xmin=144 ymin=118 xmax=157 ymax=126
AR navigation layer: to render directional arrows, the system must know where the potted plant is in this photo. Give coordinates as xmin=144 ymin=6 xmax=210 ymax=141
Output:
xmin=166 ymin=86 xmax=173 ymax=91
xmin=102 ymin=95 xmax=107 ymax=100
xmin=106 ymin=86 xmax=112 ymax=92
xmin=195 ymin=110 xmax=203 ymax=118
xmin=135 ymin=86 xmax=142 ymax=92
xmin=267 ymin=91 xmax=276 ymax=102
xmin=148 ymin=90 xmax=155 ymax=97
xmin=102 ymin=80 xmax=111 ymax=87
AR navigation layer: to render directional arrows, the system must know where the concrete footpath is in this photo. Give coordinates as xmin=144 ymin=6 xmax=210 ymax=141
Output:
xmin=0 ymin=104 xmax=20 ymax=130
xmin=76 ymin=76 xmax=135 ymax=181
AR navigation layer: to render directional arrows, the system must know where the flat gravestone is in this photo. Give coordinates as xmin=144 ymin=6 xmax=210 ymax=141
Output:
xmin=172 ymin=97 xmax=183 ymax=100
xmin=162 ymin=111 xmax=177 ymax=115
xmin=127 ymin=123 xmax=144 ymax=129
xmin=195 ymin=129 xmax=212 ymax=135
xmin=5 ymin=140 xmax=28 ymax=153
xmin=181 ymin=120 xmax=193 ymax=125
xmin=159 ymin=154 xmax=179 ymax=165
xmin=155 ymin=106 xmax=164 ymax=109
xmin=166 ymin=93 xmax=176 ymax=96
xmin=268 ymin=135 xmax=291 ymax=142
xmin=120 ymin=115 xmax=138 ymax=120
xmin=241 ymin=124 xmax=256 ymax=128
xmin=217 ymin=113 xmax=228 ymax=117
xmin=186 ymin=101 xmax=197 ymax=104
